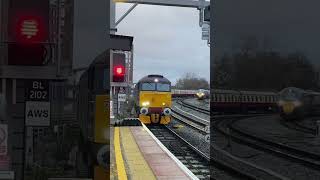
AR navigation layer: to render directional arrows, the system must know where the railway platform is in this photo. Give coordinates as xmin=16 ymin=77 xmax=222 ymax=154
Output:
xmin=110 ymin=118 xmax=198 ymax=180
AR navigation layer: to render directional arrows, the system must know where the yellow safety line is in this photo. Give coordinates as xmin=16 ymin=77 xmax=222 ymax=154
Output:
xmin=114 ymin=127 xmax=128 ymax=180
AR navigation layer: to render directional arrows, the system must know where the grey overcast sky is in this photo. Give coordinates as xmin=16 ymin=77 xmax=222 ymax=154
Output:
xmin=214 ymin=0 xmax=320 ymax=66
xmin=115 ymin=3 xmax=210 ymax=84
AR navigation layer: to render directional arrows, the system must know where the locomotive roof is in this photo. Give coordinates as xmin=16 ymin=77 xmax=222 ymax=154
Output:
xmin=138 ymin=74 xmax=171 ymax=84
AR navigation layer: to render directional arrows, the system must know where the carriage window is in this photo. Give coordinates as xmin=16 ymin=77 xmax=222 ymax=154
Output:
xmin=141 ymin=83 xmax=156 ymax=91
xmin=157 ymin=83 xmax=170 ymax=92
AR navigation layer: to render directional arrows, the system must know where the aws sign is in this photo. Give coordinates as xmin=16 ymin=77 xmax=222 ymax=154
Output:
xmin=25 ymin=80 xmax=50 ymax=126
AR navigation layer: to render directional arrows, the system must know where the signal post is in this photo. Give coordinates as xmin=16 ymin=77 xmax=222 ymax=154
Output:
xmin=110 ymin=48 xmax=134 ymax=118
xmin=0 ymin=0 xmax=71 ymax=179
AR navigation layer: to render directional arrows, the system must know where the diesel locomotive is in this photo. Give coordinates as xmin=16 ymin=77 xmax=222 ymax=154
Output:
xmin=278 ymin=87 xmax=320 ymax=120
xmin=134 ymin=75 xmax=172 ymax=124
xmin=196 ymin=89 xmax=210 ymax=100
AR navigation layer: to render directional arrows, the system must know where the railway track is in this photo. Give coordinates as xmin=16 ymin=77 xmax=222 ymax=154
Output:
xmin=173 ymin=99 xmax=294 ymax=179
xmin=147 ymin=124 xmax=262 ymax=180
xmin=172 ymin=98 xmax=270 ymax=135
xmin=171 ymin=98 xmax=211 ymax=134
xmin=176 ymin=99 xmax=210 ymax=115
xmin=215 ymin=116 xmax=320 ymax=173
xmin=279 ymin=118 xmax=316 ymax=135
xmin=146 ymin=125 xmax=210 ymax=180
xmin=171 ymin=108 xmax=209 ymax=134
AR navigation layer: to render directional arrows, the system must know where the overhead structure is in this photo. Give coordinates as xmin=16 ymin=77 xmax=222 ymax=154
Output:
xmin=114 ymin=0 xmax=209 ymax=8
xmin=111 ymin=0 xmax=210 ymax=45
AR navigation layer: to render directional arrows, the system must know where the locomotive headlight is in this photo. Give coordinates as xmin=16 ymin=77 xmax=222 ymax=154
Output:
xmin=142 ymin=101 xmax=150 ymax=106
xmin=140 ymin=107 xmax=149 ymax=115
xmin=162 ymin=102 xmax=166 ymax=106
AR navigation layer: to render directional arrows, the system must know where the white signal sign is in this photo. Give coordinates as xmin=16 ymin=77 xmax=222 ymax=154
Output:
xmin=118 ymin=94 xmax=126 ymax=102
xmin=25 ymin=101 xmax=50 ymax=126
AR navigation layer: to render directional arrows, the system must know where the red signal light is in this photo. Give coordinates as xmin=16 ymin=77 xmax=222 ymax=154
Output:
xmin=21 ymin=19 xmax=39 ymax=39
xmin=15 ymin=16 xmax=46 ymax=43
xmin=114 ymin=66 xmax=125 ymax=76
xmin=115 ymin=66 xmax=124 ymax=75
xmin=113 ymin=65 xmax=125 ymax=82
xmin=112 ymin=53 xmax=126 ymax=82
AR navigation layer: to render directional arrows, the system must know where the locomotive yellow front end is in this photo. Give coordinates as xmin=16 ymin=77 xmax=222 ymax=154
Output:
xmin=278 ymin=87 xmax=305 ymax=120
xmin=139 ymin=91 xmax=172 ymax=124
xmin=136 ymin=75 xmax=172 ymax=124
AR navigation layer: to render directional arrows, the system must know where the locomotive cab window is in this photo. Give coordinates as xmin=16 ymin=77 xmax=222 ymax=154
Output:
xmin=157 ymin=83 xmax=171 ymax=92
xmin=141 ymin=83 xmax=156 ymax=91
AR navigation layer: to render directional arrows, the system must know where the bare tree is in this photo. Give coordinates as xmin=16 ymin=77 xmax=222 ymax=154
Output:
xmin=175 ymin=73 xmax=209 ymax=90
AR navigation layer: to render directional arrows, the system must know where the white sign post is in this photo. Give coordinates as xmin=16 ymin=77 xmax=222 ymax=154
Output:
xmin=118 ymin=94 xmax=126 ymax=114
xmin=110 ymin=101 xmax=114 ymax=118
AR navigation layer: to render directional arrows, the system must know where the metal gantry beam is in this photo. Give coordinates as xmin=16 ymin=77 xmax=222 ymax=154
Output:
xmin=112 ymin=0 xmax=211 ymax=49
xmin=114 ymin=0 xmax=209 ymax=8
xmin=113 ymin=0 xmax=210 ymax=45
xmin=116 ymin=3 xmax=138 ymax=26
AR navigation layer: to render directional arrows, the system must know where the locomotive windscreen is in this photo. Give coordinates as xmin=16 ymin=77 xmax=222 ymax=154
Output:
xmin=279 ymin=87 xmax=304 ymax=101
xmin=157 ymin=83 xmax=171 ymax=92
